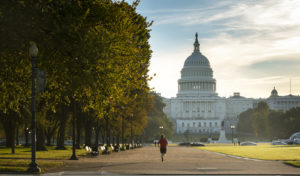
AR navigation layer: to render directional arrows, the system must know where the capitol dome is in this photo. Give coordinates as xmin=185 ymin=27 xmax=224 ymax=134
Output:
xmin=177 ymin=33 xmax=217 ymax=97
xmin=184 ymin=34 xmax=210 ymax=67
xmin=184 ymin=52 xmax=210 ymax=67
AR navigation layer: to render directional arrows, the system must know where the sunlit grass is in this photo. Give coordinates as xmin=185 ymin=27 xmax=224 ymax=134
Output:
xmin=195 ymin=143 xmax=300 ymax=161
xmin=0 ymin=159 xmax=63 ymax=172
xmin=0 ymin=146 xmax=87 ymax=159
xmin=0 ymin=146 xmax=87 ymax=173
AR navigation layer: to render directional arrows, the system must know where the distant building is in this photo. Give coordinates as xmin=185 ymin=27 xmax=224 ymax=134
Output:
xmin=162 ymin=33 xmax=300 ymax=134
xmin=266 ymin=87 xmax=300 ymax=111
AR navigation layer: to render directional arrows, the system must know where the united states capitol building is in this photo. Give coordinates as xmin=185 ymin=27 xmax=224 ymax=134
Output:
xmin=162 ymin=33 xmax=300 ymax=134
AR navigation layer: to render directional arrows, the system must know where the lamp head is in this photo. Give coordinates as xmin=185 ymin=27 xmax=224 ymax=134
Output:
xmin=29 ymin=42 xmax=38 ymax=57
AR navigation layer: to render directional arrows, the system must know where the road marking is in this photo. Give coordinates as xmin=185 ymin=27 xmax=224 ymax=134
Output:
xmin=197 ymin=167 xmax=217 ymax=170
xmin=202 ymin=150 xmax=262 ymax=161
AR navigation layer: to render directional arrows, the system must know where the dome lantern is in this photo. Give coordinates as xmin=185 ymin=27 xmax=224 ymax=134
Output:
xmin=271 ymin=87 xmax=278 ymax=97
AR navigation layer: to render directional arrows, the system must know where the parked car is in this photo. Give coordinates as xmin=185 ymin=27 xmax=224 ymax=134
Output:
xmin=240 ymin=141 xmax=257 ymax=146
xmin=290 ymin=132 xmax=300 ymax=142
xmin=190 ymin=142 xmax=205 ymax=146
xmin=178 ymin=142 xmax=191 ymax=146
xmin=271 ymin=140 xmax=287 ymax=145
xmin=286 ymin=132 xmax=300 ymax=144
xmin=293 ymin=138 xmax=300 ymax=144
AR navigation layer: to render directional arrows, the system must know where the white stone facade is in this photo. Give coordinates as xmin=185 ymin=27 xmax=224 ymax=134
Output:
xmin=266 ymin=87 xmax=300 ymax=112
xmin=163 ymin=34 xmax=300 ymax=134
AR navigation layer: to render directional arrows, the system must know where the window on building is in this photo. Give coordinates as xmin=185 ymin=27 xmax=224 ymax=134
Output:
xmin=204 ymin=122 xmax=206 ymax=127
xmin=182 ymin=122 xmax=184 ymax=127
xmin=209 ymin=122 xmax=212 ymax=127
xmin=198 ymin=122 xmax=201 ymax=127
xmin=193 ymin=122 xmax=195 ymax=127
xmin=187 ymin=123 xmax=190 ymax=128
xmin=215 ymin=122 xmax=218 ymax=127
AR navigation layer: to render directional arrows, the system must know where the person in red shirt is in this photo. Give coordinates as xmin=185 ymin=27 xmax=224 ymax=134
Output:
xmin=158 ymin=134 xmax=168 ymax=162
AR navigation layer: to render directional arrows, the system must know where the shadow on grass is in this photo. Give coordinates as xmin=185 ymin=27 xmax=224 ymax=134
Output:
xmin=284 ymin=161 xmax=300 ymax=168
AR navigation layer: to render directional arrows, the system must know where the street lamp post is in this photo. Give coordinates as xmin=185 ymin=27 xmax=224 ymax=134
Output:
xmin=230 ymin=125 xmax=235 ymax=144
xmin=70 ymin=101 xmax=78 ymax=160
xmin=130 ymin=113 xmax=133 ymax=147
xmin=121 ymin=116 xmax=125 ymax=151
xmin=28 ymin=42 xmax=41 ymax=173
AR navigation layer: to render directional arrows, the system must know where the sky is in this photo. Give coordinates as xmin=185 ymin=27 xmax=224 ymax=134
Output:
xmin=128 ymin=0 xmax=300 ymax=98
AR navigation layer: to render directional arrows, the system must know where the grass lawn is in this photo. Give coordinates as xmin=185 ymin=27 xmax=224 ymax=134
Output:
xmin=0 ymin=146 xmax=87 ymax=173
xmin=195 ymin=143 xmax=300 ymax=167
xmin=0 ymin=159 xmax=63 ymax=172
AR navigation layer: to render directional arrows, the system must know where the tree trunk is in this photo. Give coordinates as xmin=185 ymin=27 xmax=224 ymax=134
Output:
xmin=70 ymin=99 xmax=77 ymax=159
xmin=56 ymin=114 xmax=67 ymax=150
xmin=116 ymin=135 xmax=120 ymax=146
xmin=24 ymin=125 xmax=30 ymax=146
xmin=105 ymin=117 xmax=110 ymax=146
xmin=94 ymin=121 xmax=100 ymax=153
xmin=101 ymin=133 xmax=105 ymax=145
xmin=11 ymin=129 xmax=15 ymax=154
xmin=45 ymin=121 xmax=58 ymax=146
xmin=84 ymin=117 xmax=92 ymax=147
xmin=36 ymin=125 xmax=47 ymax=151
xmin=112 ymin=136 xmax=115 ymax=146
xmin=15 ymin=126 xmax=19 ymax=146
xmin=76 ymin=113 xmax=82 ymax=149
xmin=46 ymin=134 xmax=52 ymax=146
xmin=1 ymin=118 xmax=16 ymax=154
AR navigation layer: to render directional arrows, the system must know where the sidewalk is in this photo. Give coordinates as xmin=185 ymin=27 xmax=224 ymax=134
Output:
xmin=46 ymin=146 xmax=300 ymax=175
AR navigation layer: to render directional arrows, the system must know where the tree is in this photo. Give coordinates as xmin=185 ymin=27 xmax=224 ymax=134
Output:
xmin=282 ymin=107 xmax=300 ymax=137
xmin=252 ymin=102 xmax=270 ymax=138
xmin=268 ymin=110 xmax=285 ymax=139
xmin=0 ymin=0 xmax=153 ymax=156
xmin=237 ymin=109 xmax=254 ymax=136
xmin=144 ymin=93 xmax=174 ymax=141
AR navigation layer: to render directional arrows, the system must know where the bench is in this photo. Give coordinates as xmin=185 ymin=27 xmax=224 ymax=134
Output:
xmin=126 ymin=144 xmax=130 ymax=150
xmin=113 ymin=145 xmax=119 ymax=152
xmin=101 ymin=145 xmax=111 ymax=155
xmin=85 ymin=146 xmax=92 ymax=153
xmin=85 ymin=146 xmax=97 ymax=156
xmin=110 ymin=145 xmax=114 ymax=151
xmin=120 ymin=144 xmax=126 ymax=151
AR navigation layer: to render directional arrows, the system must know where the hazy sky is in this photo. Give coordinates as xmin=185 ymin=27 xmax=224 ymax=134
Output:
xmin=128 ymin=0 xmax=300 ymax=98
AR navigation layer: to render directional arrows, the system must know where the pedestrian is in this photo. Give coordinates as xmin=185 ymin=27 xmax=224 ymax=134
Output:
xmin=158 ymin=134 xmax=168 ymax=162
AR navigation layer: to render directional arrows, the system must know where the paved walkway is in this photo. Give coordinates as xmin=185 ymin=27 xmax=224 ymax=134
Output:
xmin=46 ymin=146 xmax=300 ymax=175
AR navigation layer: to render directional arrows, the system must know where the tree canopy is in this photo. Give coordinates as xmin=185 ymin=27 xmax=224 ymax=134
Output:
xmin=237 ymin=101 xmax=300 ymax=140
xmin=0 ymin=0 xmax=156 ymax=152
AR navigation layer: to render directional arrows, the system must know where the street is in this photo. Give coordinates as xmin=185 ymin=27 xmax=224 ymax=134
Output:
xmin=45 ymin=146 xmax=300 ymax=175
